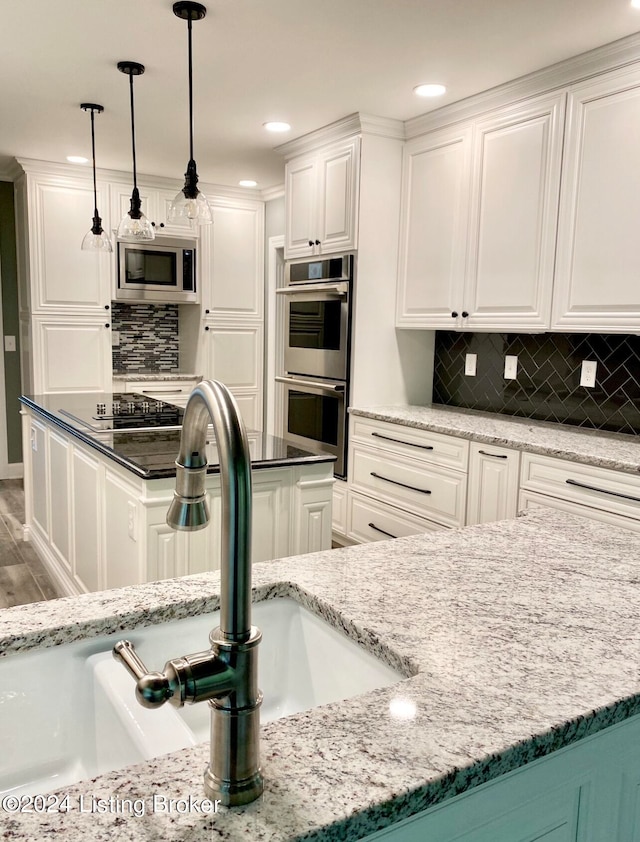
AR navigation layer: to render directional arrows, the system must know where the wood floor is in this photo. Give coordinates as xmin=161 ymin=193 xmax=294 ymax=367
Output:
xmin=0 ymin=479 xmax=61 ymax=608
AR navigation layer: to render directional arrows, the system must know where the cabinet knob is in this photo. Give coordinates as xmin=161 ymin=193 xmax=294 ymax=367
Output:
xmin=314 ymin=239 xmax=321 ymax=246
xmin=451 ymin=311 xmax=458 ymax=318
xmin=308 ymin=240 xmax=314 ymax=247
xmin=159 ymin=222 xmax=165 ymax=228
xmin=104 ymin=304 xmax=110 ymax=310
xmin=205 ymin=309 xmax=210 ymax=314
xmin=461 ymin=311 xmax=469 ymax=318
xmin=105 ymin=323 xmax=110 ymax=328
xmin=205 ymin=325 xmax=210 ymax=331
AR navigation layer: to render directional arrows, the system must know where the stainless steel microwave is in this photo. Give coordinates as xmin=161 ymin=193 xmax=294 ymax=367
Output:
xmin=116 ymin=237 xmax=197 ymax=303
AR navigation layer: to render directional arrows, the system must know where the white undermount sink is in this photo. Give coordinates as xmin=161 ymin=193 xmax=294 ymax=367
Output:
xmin=0 ymin=597 xmax=403 ymax=798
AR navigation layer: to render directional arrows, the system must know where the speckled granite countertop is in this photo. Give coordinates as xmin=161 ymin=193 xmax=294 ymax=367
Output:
xmin=350 ymin=404 xmax=640 ymax=474
xmin=2 ymin=509 xmax=640 ymax=840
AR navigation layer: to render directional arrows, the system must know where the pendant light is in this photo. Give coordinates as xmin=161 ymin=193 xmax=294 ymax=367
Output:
xmin=169 ymin=1 xmax=212 ymax=226
xmin=80 ymin=104 xmax=112 ymax=252
xmin=117 ymin=61 xmax=155 ymax=241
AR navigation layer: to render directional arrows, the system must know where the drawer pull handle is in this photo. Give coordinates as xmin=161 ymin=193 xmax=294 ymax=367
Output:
xmin=565 ymin=478 xmax=640 ymax=503
xmin=368 ymin=522 xmax=398 ymax=539
xmin=371 ymin=432 xmax=434 ymax=451
xmin=478 ymin=450 xmax=508 ymax=459
xmin=370 ymin=471 xmax=432 ymax=495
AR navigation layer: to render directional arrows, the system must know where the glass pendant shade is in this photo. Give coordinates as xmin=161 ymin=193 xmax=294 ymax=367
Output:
xmin=117 ymin=61 xmax=154 ymax=242
xmin=80 ymin=104 xmax=112 ymax=252
xmin=171 ymin=2 xmax=212 ymax=226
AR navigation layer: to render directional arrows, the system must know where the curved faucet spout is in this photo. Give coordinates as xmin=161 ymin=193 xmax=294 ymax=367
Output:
xmin=167 ymin=379 xmax=252 ymax=641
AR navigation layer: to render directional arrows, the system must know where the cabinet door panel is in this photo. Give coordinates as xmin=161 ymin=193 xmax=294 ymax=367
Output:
xmin=48 ymin=431 xmax=70 ymax=570
xmin=396 ymin=127 xmax=471 ymax=327
xmin=30 ymin=419 xmax=48 ymax=537
xmin=209 ymin=203 xmax=263 ymax=317
xmin=205 ymin=325 xmax=262 ymax=389
xmin=467 ymin=442 xmax=520 ymax=525
xmin=285 ymin=157 xmax=317 ymax=257
xmin=318 ymin=139 xmax=359 ymax=253
xmin=466 ymin=95 xmax=563 ymax=329
xmin=32 ymin=318 xmax=111 ymax=393
xmin=72 ymin=448 xmax=101 ymax=594
xmin=31 ymin=181 xmax=111 ymax=311
xmin=553 ymin=68 xmax=640 ymax=330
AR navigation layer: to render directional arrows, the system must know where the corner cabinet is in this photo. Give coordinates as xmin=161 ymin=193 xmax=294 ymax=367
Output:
xmin=284 ymin=136 xmax=360 ymax=258
xmin=396 ymin=93 xmax=565 ymax=331
xmin=552 ymin=65 xmax=640 ymax=332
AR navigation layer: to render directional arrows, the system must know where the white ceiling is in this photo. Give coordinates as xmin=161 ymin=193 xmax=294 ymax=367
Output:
xmin=2 ymin=0 xmax=640 ymax=191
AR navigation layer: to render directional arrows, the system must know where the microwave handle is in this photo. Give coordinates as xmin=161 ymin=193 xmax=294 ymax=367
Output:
xmin=275 ymin=376 xmax=345 ymax=393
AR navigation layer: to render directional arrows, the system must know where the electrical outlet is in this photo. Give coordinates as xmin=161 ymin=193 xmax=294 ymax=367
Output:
xmin=580 ymin=360 xmax=597 ymax=388
xmin=464 ymin=353 xmax=477 ymax=376
xmin=4 ymin=335 xmax=16 ymax=352
xmin=111 ymin=331 xmax=120 ymax=347
xmin=504 ymin=355 xmax=518 ymax=379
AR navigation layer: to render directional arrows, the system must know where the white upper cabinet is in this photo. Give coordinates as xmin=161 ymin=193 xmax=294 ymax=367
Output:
xmin=24 ymin=175 xmax=112 ymax=313
xmin=396 ymin=125 xmax=472 ymax=328
xmin=464 ymin=94 xmax=564 ymax=330
xmin=109 ymin=183 xmax=197 ymax=239
xmin=284 ymin=137 xmax=360 ymax=258
xmin=552 ymin=65 xmax=640 ymax=332
xmin=200 ymin=198 xmax=264 ymax=318
xmin=396 ymin=93 xmax=564 ymax=331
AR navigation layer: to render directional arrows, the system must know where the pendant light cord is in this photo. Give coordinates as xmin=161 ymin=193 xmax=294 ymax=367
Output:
xmin=187 ymin=13 xmax=194 ymax=163
xmin=128 ymin=72 xmax=139 ymax=190
xmin=89 ymin=107 xmax=99 ymax=215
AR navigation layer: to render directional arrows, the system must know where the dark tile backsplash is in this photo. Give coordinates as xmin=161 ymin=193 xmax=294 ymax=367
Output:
xmin=432 ymin=332 xmax=640 ymax=436
xmin=111 ymin=303 xmax=179 ymax=372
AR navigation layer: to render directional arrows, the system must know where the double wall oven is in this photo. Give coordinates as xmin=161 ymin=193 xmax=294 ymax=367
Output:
xmin=276 ymin=254 xmax=353 ymax=478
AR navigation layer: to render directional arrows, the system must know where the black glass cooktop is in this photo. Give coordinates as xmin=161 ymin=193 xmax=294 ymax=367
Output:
xmin=59 ymin=392 xmax=185 ymax=432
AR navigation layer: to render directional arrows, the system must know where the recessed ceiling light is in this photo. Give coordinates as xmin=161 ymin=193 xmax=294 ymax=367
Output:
xmin=67 ymin=155 xmax=89 ymax=164
xmin=239 ymin=179 xmax=258 ymax=188
xmin=632 ymin=0 xmax=640 ymax=8
xmin=263 ymin=121 xmax=291 ymax=133
xmin=414 ymin=83 xmax=447 ymax=98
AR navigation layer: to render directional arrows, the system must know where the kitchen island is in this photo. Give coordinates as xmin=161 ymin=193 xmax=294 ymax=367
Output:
xmin=19 ymin=392 xmax=335 ymax=596
xmin=2 ymin=508 xmax=640 ymax=840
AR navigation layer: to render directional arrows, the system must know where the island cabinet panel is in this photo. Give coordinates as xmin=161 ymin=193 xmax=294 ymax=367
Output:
xmin=362 ymin=714 xmax=640 ymax=841
xmin=20 ymin=405 xmax=334 ymax=595
xmin=466 ymin=441 xmax=521 ymax=525
xmin=552 ymin=65 xmax=640 ymax=332
xmin=71 ymin=448 xmax=101 ymax=594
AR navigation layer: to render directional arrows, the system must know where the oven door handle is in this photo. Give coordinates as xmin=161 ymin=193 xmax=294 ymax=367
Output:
xmin=276 ymin=282 xmax=349 ymax=297
xmin=275 ymin=376 xmax=346 ymax=393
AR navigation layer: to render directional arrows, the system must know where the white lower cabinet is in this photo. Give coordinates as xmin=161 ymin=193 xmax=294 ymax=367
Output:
xmin=22 ymin=407 xmax=333 ymax=596
xmin=343 ymin=418 xmax=469 ymax=543
xmin=361 ymin=713 xmax=640 ymax=842
xmin=466 ymin=442 xmax=521 ymax=525
xmin=518 ymin=452 xmax=640 ymax=532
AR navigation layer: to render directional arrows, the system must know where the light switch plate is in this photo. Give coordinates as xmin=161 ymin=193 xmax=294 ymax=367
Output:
xmin=465 ymin=353 xmax=477 ymax=376
xmin=580 ymin=360 xmax=597 ymax=388
xmin=504 ymin=355 xmax=518 ymax=379
xmin=4 ymin=335 xmax=15 ymax=352
xmin=111 ymin=331 xmax=120 ymax=347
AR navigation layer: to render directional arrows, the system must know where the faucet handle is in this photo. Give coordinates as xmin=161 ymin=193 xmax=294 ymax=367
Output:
xmin=113 ymin=640 xmax=175 ymax=709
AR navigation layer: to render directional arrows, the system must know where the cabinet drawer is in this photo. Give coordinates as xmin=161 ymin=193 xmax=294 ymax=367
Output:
xmin=520 ymin=453 xmax=640 ymax=522
xmin=351 ymin=417 xmax=469 ymax=471
xmin=351 ymin=444 xmax=467 ymax=527
xmin=347 ymin=492 xmax=444 ymax=543
xmin=518 ymin=489 xmax=640 ymax=533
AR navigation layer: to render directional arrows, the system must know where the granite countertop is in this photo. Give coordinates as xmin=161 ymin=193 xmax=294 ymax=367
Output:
xmin=2 ymin=508 xmax=640 ymax=840
xmin=112 ymin=372 xmax=203 ymax=382
xmin=20 ymin=393 xmax=335 ymax=480
xmin=350 ymin=404 xmax=640 ymax=474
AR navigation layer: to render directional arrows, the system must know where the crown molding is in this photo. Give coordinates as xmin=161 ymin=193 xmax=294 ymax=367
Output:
xmin=358 ymin=113 xmax=406 ymax=140
xmin=274 ymin=112 xmax=404 ymax=159
xmin=0 ymin=159 xmax=23 ymax=181
xmin=261 ymin=184 xmax=285 ymax=202
xmin=406 ymin=29 xmax=640 ymax=139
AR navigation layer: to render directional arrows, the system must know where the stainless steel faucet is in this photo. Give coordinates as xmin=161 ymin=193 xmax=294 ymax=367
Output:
xmin=113 ymin=380 xmax=263 ymax=806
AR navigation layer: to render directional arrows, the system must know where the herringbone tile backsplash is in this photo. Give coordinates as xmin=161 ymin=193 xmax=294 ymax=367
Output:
xmin=432 ymin=332 xmax=640 ymax=435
